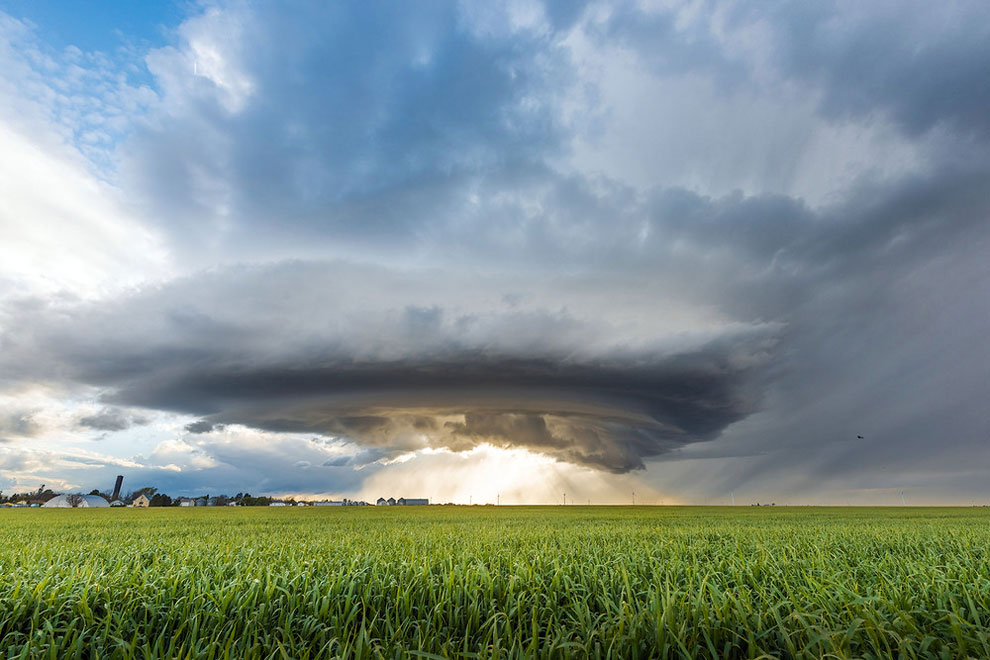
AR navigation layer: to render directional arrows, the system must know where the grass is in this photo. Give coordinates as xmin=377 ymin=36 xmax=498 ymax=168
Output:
xmin=1 ymin=506 xmax=989 ymax=658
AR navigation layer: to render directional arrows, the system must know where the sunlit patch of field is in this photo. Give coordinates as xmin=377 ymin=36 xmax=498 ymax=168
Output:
xmin=2 ymin=506 xmax=989 ymax=658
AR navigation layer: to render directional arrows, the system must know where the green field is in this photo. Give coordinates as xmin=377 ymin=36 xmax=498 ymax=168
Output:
xmin=2 ymin=506 xmax=989 ymax=659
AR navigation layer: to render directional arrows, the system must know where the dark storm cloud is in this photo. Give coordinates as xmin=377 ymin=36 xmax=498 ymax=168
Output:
xmin=184 ymin=420 xmax=221 ymax=434
xmin=143 ymin=341 xmax=766 ymax=473
xmin=0 ymin=411 xmax=40 ymax=439
xmin=0 ymin=235 xmax=777 ymax=472
xmin=78 ymin=408 xmax=148 ymax=432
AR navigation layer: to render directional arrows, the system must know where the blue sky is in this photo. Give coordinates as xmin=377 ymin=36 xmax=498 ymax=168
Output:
xmin=2 ymin=1 xmax=183 ymax=52
xmin=1 ymin=1 xmax=989 ymax=504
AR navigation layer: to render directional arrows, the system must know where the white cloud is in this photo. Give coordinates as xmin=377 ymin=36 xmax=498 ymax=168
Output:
xmin=0 ymin=13 xmax=170 ymax=301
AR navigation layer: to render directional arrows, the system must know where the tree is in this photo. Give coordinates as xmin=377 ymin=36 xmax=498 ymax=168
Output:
xmin=148 ymin=493 xmax=172 ymax=507
xmin=65 ymin=494 xmax=84 ymax=507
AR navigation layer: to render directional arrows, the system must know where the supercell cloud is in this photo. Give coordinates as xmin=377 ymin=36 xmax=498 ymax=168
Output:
xmin=1 ymin=1 xmax=989 ymax=502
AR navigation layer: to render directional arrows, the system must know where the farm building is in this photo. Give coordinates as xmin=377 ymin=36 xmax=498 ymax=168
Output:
xmin=378 ymin=497 xmax=429 ymax=506
xmin=178 ymin=497 xmax=197 ymax=507
xmin=270 ymin=501 xmax=288 ymax=507
xmin=132 ymin=494 xmax=150 ymax=508
xmin=43 ymin=494 xmax=110 ymax=508
xmin=313 ymin=500 xmax=344 ymax=506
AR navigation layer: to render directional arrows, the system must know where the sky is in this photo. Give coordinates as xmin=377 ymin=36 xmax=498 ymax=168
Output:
xmin=1 ymin=1 xmax=989 ymax=505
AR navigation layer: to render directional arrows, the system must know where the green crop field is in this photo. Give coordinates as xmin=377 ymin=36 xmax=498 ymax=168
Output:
xmin=2 ymin=507 xmax=990 ymax=659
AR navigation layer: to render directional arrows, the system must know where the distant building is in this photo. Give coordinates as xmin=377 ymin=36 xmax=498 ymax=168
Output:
xmin=376 ymin=496 xmax=429 ymax=506
xmin=110 ymin=500 xmax=126 ymax=507
xmin=43 ymin=494 xmax=109 ymax=508
xmin=131 ymin=494 xmax=150 ymax=508
xmin=314 ymin=500 xmax=344 ymax=506
xmin=270 ymin=501 xmax=288 ymax=507
xmin=178 ymin=497 xmax=197 ymax=507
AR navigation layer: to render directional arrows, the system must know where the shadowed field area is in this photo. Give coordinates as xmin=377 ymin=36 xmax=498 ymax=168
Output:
xmin=2 ymin=506 xmax=989 ymax=658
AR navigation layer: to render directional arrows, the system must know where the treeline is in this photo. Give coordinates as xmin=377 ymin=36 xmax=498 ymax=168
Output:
xmin=0 ymin=486 xmax=274 ymax=507
xmin=0 ymin=487 xmax=59 ymax=505
xmin=126 ymin=489 xmax=274 ymax=507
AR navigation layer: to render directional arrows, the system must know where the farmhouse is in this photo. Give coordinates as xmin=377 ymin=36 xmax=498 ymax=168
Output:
xmin=131 ymin=494 xmax=150 ymax=508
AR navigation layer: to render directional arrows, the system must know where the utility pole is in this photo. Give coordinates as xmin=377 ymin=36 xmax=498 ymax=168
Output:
xmin=497 ymin=492 xmax=500 ymax=506
xmin=632 ymin=491 xmax=635 ymax=506
xmin=563 ymin=492 xmax=566 ymax=506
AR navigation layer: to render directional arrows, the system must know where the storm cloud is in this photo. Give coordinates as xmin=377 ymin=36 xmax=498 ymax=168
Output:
xmin=1 ymin=255 xmax=775 ymax=472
